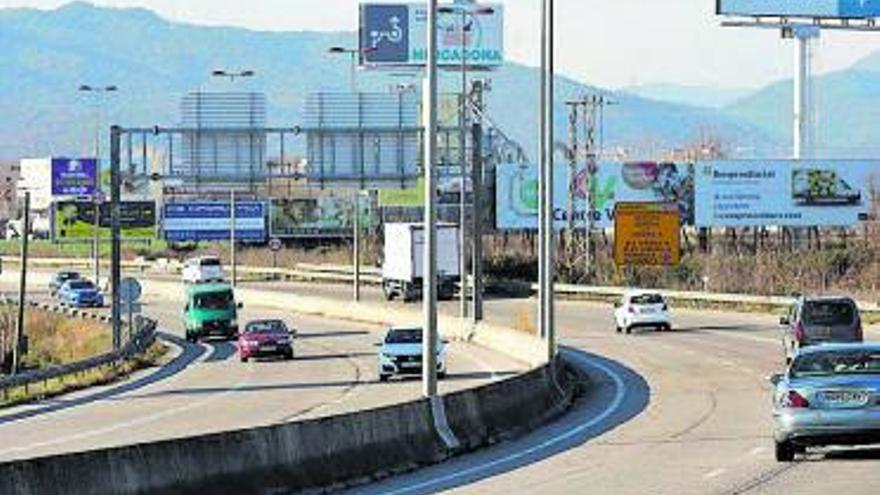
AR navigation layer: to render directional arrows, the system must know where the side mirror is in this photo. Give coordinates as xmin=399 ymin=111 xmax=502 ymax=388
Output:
xmin=373 ymin=342 xmax=382 ymax=347
xmin=237 ymin=302 xmax=244 ymax=309
xmin=441 ymin=339 xmax=450 ymax=345
xmin=768 ymin=373 xmax=784 ymax=386
xmin=184 ymin=304 xmax=190 ymax=312
xmin=779 ymin=316 xmax=790 ymax=326
xmin=613 ymin=302 xmax=622 ymax=308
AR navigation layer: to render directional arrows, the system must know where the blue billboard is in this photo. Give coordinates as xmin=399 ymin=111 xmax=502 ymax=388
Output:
xmin=361 ymin=4 xmax=410 ymax=64
xmin=51 ymin=158 xmax=98 ymax=196
xmin=717 ymin=0 xmax=880 ymax=18
xmin=163 ymin=201 xmax=267 ymax=242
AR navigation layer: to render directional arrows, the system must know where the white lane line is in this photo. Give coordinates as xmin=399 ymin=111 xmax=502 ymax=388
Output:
xmin=705 ymin=468 xmax=727 ymax=480
xmin=749 ymin=446 xmax=766 ymax=457
xmin=377 ymin=352 xmax=628 ymax=495
xmin=0 ymin=366 xmax=255 ymax=458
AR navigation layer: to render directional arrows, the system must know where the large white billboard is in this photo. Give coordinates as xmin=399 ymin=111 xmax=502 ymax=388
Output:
xmin=695 ymin=161 xmax=879 ymax=227
xmin=495 ymin=162 xmax=695 ymax=230
xmin=360 ymin=3 xmax=504 ymax=68
xmin=717 ymin=0 xmax=880 ymax=19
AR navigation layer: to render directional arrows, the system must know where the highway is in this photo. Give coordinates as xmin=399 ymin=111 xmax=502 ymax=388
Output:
xmin=0 ymin=272 xmax=525 ymax=463
xmin=4 ymin=270 xmax=880 ymax=494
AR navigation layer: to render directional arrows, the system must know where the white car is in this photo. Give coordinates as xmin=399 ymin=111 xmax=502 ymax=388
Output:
xmin=182 ymin=256 xmax=226 ymax=284
xmin=614 ymin=291 xmax=672 ymax=334
xmin=377 ymin=327 xmax=447 ymax=382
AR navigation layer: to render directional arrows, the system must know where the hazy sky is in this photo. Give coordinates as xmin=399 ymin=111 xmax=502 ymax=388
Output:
xmin=3 ymin=0 xmax=880 ymax=90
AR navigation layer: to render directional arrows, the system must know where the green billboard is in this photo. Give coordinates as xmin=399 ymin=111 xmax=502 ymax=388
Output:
xmin=52 ymin=201 xmax=157 ymax=240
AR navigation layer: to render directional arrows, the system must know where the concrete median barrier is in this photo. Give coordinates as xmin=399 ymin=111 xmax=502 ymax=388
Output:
xmin=0 ymin=358 xmax=580 ymax=495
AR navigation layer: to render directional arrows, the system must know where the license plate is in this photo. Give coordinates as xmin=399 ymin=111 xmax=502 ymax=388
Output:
xmin=401 ymin=362 xmax=420 ymax=368
xmin=819 ymin=390 xmax=869 ymax=407
xmin=639 ymin=307 xmax=656 ymax=314
xmin=260 ymin=345 xmax=277 ymax=352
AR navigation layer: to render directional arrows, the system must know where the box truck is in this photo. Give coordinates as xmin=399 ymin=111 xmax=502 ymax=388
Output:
xmin=382 ymin=223 xmax=460 ymax=302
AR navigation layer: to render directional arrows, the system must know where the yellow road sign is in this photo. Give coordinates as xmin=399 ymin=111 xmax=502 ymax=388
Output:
xmin=614 ymin=202 xmax=681 ymax=266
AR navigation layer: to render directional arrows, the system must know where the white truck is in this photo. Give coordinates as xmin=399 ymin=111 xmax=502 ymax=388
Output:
xmin=382 ymin=222 xmax=460 ymax=303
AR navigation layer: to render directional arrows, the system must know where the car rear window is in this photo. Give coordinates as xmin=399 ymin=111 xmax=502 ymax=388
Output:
xmin=245 ymin=321 xmax=285 ymax=333
xmin=68 ymin=281 xmax=94 ymax=290
xmin=792 ymin=350 xmax=880 ymax=378
xmin=200 ymin=258 xmax=221 ymax=267
xmin=386 ymin=328 xmax=423 ymax=344
xmin=803 ymin=300 xmax=857 ymax=326
xmin=631 ymin=294 xmax=664 ymax=305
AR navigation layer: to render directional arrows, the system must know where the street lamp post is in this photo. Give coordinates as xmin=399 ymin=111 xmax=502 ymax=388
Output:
xmin=539 ymin=0 xmax=556 ymax=363
xmin=438 ymin=5 xmax=494 ymax=321
xmin=423 ymin=0 xmax=440 ymax=399
xmin=210 ymin=70 xmax=255 ymax=287
xmin=78 ymin=84 xmax=117 ymax=288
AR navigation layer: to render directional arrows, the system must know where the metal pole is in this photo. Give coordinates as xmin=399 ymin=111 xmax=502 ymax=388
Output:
xmin=350 ymin=51 xmax=358 ymax=93
xmin=12 ymin=192 xmax=30 ymax=375
xmin=471 ymin=97 xmax=484 ymax=323
xmin=93 ymin=98 xmax=101 ymax=286
xmin=540 ymin=0 xmax=557 ymax=362
xmin=110 ymin=126 xmax=122 ymax=351
xmin=423 ymin=0 xmax=439 ymax=399
xmin=459 ymin=9 xmax=469 ymax=319
xmin=794 ymin=32 xmax=811 ymax=159
xmin=354 ymin=191 xmax=361 ymax=302
xmin=538 ymin=0 xmax=548 ymax=343
xmin=230 ymin=189 xmax=237 ymax=288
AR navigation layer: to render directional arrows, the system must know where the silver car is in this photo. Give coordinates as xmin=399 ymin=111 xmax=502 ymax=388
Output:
xmin=770 ymin=343 xmax=880 ymax=462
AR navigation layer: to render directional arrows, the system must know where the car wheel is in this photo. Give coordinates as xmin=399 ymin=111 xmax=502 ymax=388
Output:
xmin=240 ymin=356 xmax=248 ymax=363
xmin=615 ymin=325 xmax=622 ymax=333
xmin=285 ymin=351 xmax=294 ymax=361
xmin=379 ymin=374 xmax=390 ymax=383
xmin=625 ymin=326 xmax=632 ymax=335
xmin=775 ymin=440 xmax=795 ymax=462
xmin=438 ymin=371 xmax=447 ymax=380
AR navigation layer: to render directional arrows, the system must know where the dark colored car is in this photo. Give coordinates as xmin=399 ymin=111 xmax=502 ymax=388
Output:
xmin=781 ymin=296 xmax=863 ymax=363
xmin=238 ymin=319 xmax=294 ymax=362
xmin=49 ymin=271 xmax=81 ymax=295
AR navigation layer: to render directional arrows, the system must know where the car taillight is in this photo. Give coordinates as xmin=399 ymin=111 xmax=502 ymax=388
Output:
xmin=628 ymin=306 xmax=635 ymax=314
xmin=794 ymin=322 xmax=806 ymax=343
xmin=782 ymin=390 xmax=810 ymax=409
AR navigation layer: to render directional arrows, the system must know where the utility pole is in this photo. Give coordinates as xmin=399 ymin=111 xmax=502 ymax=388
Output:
xmin=12 ymin=191 xmax=30 ymax=375
xmin=353 ymin=191 xmax=361 ymax=302
xmin=471 ymin=79 xmax=485 ymax=323
xmin=110 ymin=126 xmax=122 ymax=351
xmin=423 ymin=0 xmax=439 ymax=398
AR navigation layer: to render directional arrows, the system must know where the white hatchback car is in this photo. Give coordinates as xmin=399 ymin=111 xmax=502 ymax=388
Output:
xmin=182 ymin=256 xmax=226 ymax=284
xmin=614 ymin=291 xmax=672 ymax=334
xmin=377 ymin=327 xmax=447 ymax=382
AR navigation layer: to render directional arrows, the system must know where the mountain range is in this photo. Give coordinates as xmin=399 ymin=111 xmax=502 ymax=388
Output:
xmin=2 ymin=2 xmax=877 ymax=163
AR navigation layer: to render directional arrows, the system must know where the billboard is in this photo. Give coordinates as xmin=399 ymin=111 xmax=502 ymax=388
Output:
xmin=495 ymin=162 xmax=695 ymax=230
xmin=716 ymin=0 xmax=880 ymax=18
xmin=614 ymin=203 xmax=681 ymax=267
xmin=270 ymin=197 xmax=375 ymax=239
xmin=52 ymin=201 xmax=156 ymax=240
xmin=695 ymin=160 xmax=879 ymax=227
xmin=51 ymin=158 xmax=98 ymax=196
xmin=360 ymin=3 xmax=504 ymax=68
xmin=163 ymin=202 xmax=266 ymax=242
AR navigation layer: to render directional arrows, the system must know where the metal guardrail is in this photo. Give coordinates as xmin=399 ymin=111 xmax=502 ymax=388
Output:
xmin=0 ymin=315 xmax=157 ymax=401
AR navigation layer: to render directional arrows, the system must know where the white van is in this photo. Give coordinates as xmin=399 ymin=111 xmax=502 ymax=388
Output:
xmin=181 ymin=256 xmax=226 ymax=284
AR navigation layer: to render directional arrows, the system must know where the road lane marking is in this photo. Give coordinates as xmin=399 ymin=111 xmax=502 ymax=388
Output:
xmin=705 ymin=468 xmax=727 ymax=480
xmin=376 ymin=350 xmax=628 ymax=495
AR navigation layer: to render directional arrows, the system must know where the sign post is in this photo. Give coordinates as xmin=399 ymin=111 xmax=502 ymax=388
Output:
xmin=614 ymin=202 xmax=681 ymax=267
xmin=269 ymin=238 xmax=282 ymax=269
xmin=119 ymin=277 xmax=142 ymax=345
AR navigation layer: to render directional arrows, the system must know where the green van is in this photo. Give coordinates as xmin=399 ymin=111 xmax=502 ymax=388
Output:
xmin=184 ymin=283 xmax=241 ymax=342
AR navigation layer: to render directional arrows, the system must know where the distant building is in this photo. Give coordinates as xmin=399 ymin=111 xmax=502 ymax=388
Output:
xmin=16 ymin=158 xmax=53 ymax=212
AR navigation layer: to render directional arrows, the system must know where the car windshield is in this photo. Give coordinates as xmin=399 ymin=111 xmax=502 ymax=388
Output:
xmin=386 ymin=328 xmax=423 ymax=344
xmin=803 ymin=300 xmax=856 ymax=326
xmin=245 ymin=321 xmax=286 ymax=334
xmin=59 ymin=272 xmax=80 ymax=281
xmin=68 ymin=281 xmax=94 ymax=290
xmin=791 ymin=350 xmax=880 ymax=378
xmin=631 ymin=294 xmax=664 ymax=305
xmin=193 ymin=291 xmax=233 ymax=310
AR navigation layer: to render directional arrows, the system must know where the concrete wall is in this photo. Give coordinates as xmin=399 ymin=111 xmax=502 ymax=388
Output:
xmin=0 ymin=362 xmax=578 ymax=495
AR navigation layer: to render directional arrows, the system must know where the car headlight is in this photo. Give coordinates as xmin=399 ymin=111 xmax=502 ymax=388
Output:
xmin=230 ymin=319 xmax=238 ymax=327
xmin=277 ymin=336 xmax=291 ymax=344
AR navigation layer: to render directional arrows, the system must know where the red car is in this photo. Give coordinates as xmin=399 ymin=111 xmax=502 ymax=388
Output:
xmin=238 ymin=319 xmax=294 ymax=362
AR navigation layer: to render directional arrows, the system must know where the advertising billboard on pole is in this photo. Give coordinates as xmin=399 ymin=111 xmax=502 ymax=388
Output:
xmin=495 ymin=162 xmax=695 ymax=230
xmin=269 ymin=197 xmax=375 ymax=239
xmin=717 ymin=0 xmax=880 ymax=18
xmin=163 ymin=202 xmax=266 ymax=242
xmin=52 ymin=201 xmax=156 ymax=240
xmin=614 ymin=202 xmax=681 ymax=267
xmin=695 ymin=160 xmax=879 ymax=227
xmin=51 ymin=158 xmax=98 ymax=196
xmin=360 ymin=3 xmax=504 ymax=68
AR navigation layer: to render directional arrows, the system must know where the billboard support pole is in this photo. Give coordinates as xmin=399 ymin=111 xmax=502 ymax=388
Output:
xmin=12 ymin=191 xmax=30 ymax=375
xmin=539 ymin=0 xmax=556 ymax=363
xmin=93 ymin=197 xmax=100 ymax=288
xmin=423 ymin=0 xmax=439 ymax=399
xmin=471 ymin=80 xmax=485 ymax=323
xmin=110 ymin=126 xmax=122 ymax=351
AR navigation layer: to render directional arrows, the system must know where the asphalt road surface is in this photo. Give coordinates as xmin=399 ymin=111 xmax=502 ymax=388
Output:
xmin=0 ymin=273 xmax=524 ymax=463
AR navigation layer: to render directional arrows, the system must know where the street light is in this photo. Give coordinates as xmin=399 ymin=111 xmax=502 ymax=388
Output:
xmin=437 ymin=5 xmax=495 ymax=320
xmin=78 ymin=84 xmax=117 ymax=288
xmin=211 ymin=69 xmax=256 ymax=82
xmin=327 ymin=46 xmax=376 ymax=92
